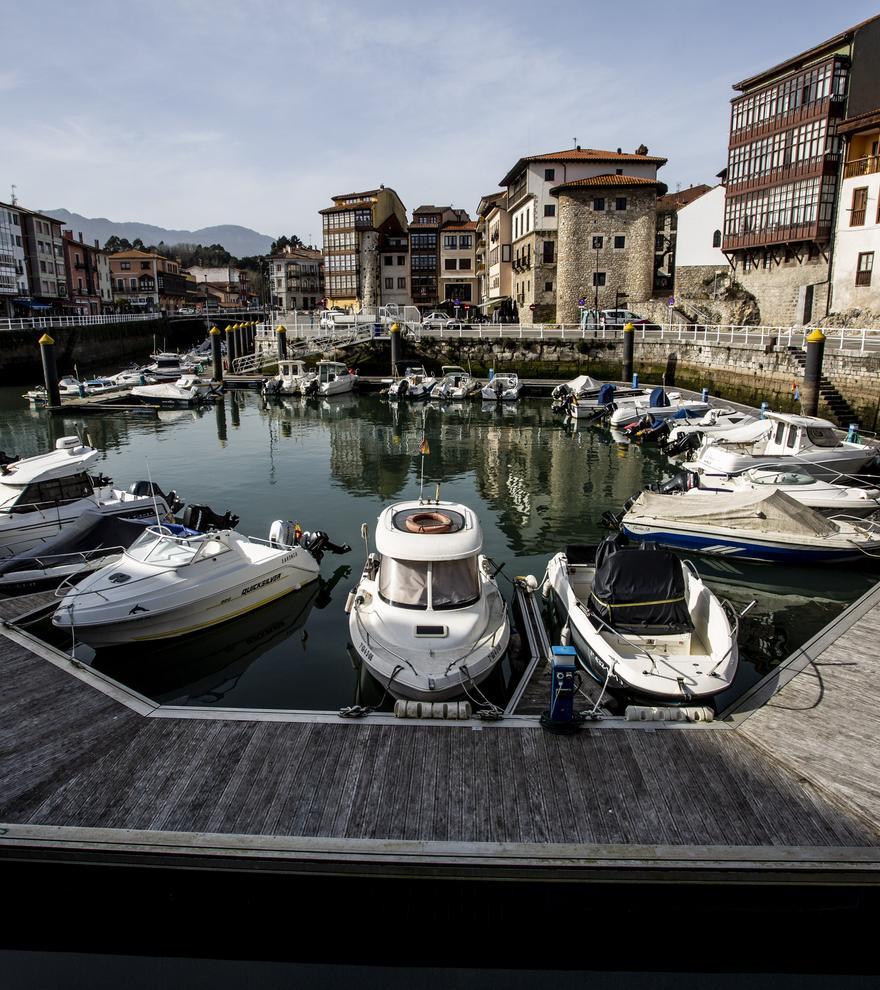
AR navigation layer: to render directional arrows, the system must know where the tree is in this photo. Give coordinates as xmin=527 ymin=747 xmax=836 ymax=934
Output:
xmin=103 ymin=235 xmax=132 ymax=253
xmin=269 ymin=234 xmax=305 ymax=255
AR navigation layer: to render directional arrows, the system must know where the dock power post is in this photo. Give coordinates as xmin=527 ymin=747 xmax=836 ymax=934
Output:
xmin=549 ymin=645 xmax=579 ymax=723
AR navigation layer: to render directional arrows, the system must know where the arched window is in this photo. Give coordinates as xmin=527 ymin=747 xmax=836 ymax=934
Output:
xmin=712 ymin=229 xmax=722 ymax=248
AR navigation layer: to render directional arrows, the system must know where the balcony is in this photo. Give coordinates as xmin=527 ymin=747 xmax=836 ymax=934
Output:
xmin=730 ymin=93 xmax=843 ymax=146
xmin=844 ymin=155 xmax=880 ymax=180
xmin=726 ymin=153 xmax=840 ymax=195
xmin=722 ymin=220 xmax=832 ymax=251
xmin=507 ymin=178 xmax=528 ymax=210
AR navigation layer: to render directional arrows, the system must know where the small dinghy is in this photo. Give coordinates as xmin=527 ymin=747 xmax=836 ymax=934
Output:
xmin=481 ymin=372 xmax=521 ymax=402
xmin=347 ymin=499 xmax=510 ymax=701
xmin=546 ymin=534 xmax=739 ymax=702
xmin=433 ymin=366 xmax=478 ymax=400
xmin=52 ymin=515 xmax=350 ymax=646
xmin=609 ymin=387 xmax=710 ymax=427
xmin=132 ymin=374 xmax=214 ymax=406
xmin=388 ymin=366 xmax=436 ymax=401
xmin=616 ymin=488 xmax=880 ymax=564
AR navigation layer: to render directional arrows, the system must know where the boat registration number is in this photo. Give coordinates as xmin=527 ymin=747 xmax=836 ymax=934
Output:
xmin=358 ymin=641 xmax=374 ymax=663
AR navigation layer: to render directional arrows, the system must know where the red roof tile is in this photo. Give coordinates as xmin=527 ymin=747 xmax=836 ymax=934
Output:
xmin=550 ymin=174 xmax=661 ymax=195
xmin=501 ymin=148 xmax=666 ymax=185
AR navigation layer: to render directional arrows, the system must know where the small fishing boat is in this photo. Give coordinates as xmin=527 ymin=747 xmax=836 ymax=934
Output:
xmin=145 ymin=352 xmax=202 ymax=381
xmin=23 ymin=376 xmax=87 ymax=404
xmin=0 ymin=436 xmax=181 ymax=559
xmin=131 ymin=374 xmax=214 ymax=406
xmin=545 ymin=534 xmax=739 ymax=702
xmin=657 ymin=465 xmax=880 ymax=517
xmin=52 ymin=518 xmax=350 ymax=647
xmin=317 ymin=360 xmax=357 ymax=396
xmin=664 ymin=408 xmax=760 ymax=457
xmin=388 ymin=366 xmax=436 ymax=401
xmin=347 ymin=498 xmax=510 ymax=701
xmin=263 ymin=360 xmax=318 ymax=396
xmin=433 ymin=366 xmax=479 ymax=400
xmin=481 ymin=372 xmax=521 ymax=402
xmin=682 ymin=412 xmax=877 ymax=480
xmin=616 ymin=488 xmax=880 ymax=564
xmin=609 ymin=388 xmax=710 ymax=427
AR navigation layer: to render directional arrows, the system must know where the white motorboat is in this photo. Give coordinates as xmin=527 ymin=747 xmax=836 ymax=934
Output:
xmin=617 ymin=488 xmax=880 ymax=564
xmin=131 ymin=374 xmax=214 ymax=406
xmin=263 ymin=360 xmax=318 ymax=396
xmin=109 ymin=366 xmax=155 ymax=387
xmin=609 ymin=388 xmax=710 ymax=427
xmin=317 ymin=360 xmax=357 ymax=396
xmin=347 ymin=499 xmax=510 ymax=701
xmin=682 ymin=412 xmax=877 ymax=480
xmin=433 ymin=366 xmax=478 ymax=400
xmin=546 ymin=535 xmax=739 ymax=702
xmin=658 ymin=464 xmax=880 ymax=517
xmin=664 ymin=408 xmax=759 ymax=457
xmin=52 ymin=519 xmax=347 ymax=646
xmin=146 ymin=352 xmax=202 ymax=381
xmin=481 ymin=372 xmax=521 ymax=402
xmin=388 ymin=366 xmax=436 ymax=401
xmin=0 ymin=436 xmax=181 ymax=559
xmin=23 ymin=376 xmax=87 ymax=404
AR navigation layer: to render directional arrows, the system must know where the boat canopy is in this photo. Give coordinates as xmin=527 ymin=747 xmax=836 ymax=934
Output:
xmin=587 ymin=539 xmax=692 ymax=633
xmin=597 ymin=383 xmax=615 ymax=405
xmin=649 ymin=386 xmax=669 ymax=408
xmin=627 ymin=489 xmax=838 ymax=538
xmin=376 ymin=500 xmax=482 ymax=560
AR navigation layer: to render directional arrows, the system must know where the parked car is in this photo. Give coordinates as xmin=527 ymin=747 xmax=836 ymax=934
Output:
xmin=421 ymin=311 xmax=449 ymax=329
xmin=579 ymin=308 xmax=661 ymax=332
xmin=177 ymin=306 xmax=197 ymax=315
xmin=470 ymin=314 xmax=490 ymax=324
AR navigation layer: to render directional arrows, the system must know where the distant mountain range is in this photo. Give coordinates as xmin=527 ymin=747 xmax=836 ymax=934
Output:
xmin=42 ymin=209 xmax=275 ymax=257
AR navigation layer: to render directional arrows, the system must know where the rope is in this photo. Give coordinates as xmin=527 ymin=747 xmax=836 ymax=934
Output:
xmin=338 ymin=663 xmax=405 ymax=718
xmin=456 ymin=663 xmax=504 ymax=721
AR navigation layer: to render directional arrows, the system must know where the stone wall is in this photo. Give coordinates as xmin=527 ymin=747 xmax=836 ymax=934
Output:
xmin=0 ymin=318 xmax=207 ymax=383
xmin=555 ymin=186 xmax=656 ymax=324
xmin=359 ymin=231 xmax=380 ymax=308
xmin=734 ymin=254 xmax=831 ymax=326
xmin=674 ymin=263 xmax=730 ymax=300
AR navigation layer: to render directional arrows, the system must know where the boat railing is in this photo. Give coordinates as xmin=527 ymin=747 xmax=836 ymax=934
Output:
xmin=709 ymin=600 xmax=742 ymax=676
xmin=52 ymin=547 xmax=130 ymax=598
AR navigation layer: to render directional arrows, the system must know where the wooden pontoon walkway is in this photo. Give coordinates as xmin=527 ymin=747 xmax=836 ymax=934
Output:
xmin=0 ymin=583 xmax=878 ymax=884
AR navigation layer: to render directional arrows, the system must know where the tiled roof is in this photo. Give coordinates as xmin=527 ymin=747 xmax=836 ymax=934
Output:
xmin=656 ymin=184 xmax=714 ymax=211
xmin=550 ymin=174 xmax=661 ymax=195
xmin=319 ymin=202 xmax=373 ymax=214
xmin=332 ymin=189 xmax=380 ymax=201
xmin=501 ymin=148 xmax=667 ymax=185
xmin=442 ymin=220 xmax=477 ymax=231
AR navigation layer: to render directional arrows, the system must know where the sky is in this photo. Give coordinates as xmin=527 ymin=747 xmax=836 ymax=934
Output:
xmin=4 ymin=0 xmax=879 ymax=239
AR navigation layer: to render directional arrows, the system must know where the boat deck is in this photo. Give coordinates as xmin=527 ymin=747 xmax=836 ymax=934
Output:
xmin=1 ymin=582 xmax=879 ymax=883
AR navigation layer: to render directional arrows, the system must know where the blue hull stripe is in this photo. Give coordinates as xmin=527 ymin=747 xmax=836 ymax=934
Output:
xmin=622 ymin=526 xmax=870 ymax=564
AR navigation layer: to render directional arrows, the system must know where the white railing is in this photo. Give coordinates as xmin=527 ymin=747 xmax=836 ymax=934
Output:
xmin=254 ymin=320 xmax=880 ymax=355
xmin=0 ymin=311 xmax=162 ymax=332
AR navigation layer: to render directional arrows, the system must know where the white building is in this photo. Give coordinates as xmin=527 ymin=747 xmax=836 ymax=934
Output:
xmin=0 ymin=201 xmax=29 ymax=317
xmin=831 ymin=113 xmax=880 ymax=315
xmin=187 ymin=266 xmax=244 ymax=284
xmin=673 ymin=185 xmax=729 ymax=298
xmin=379 ymin=232 xmax=411 ymax=307
xmin=270 ymin=248 xmax=322 ymax=311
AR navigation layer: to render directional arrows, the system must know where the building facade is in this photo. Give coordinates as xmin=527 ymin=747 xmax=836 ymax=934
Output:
xmin=832 ymin=111 xmax=880 ymax=313
xmin=476 ymin=192 xmax=512 ymax=313
xmin=0 ymin=202 xmax=29 ymax=317
xmin=439 ymin=220 xmax=477 ymax=308
xmin=552 ymin=175 xmax=662 ymax=324
xmin=408 ymin=205 xmax=470 ymax=310
xmin=320 ymin=186 xmax=407 ymax=310
xmin=109 ymin=249 xmax=187 ymax=312
xmin=722 ymin=15 xmax=880 ymax=325
xmin=62 ymin=231 xmax=109 ymax=314
xmin=379 ymin=231 xmax=410 ymax=308
xmin=654 ymin=184 xmax=713 ymax=292
xmin=269 ymin=247 xmax=323 ymax=311
xmin=20 ymin=209 xmax=66 ymax=310
xmin=500 ymin=147 xmax=667 ymax=324
xmin=672 ymin=185 xmax=730 ymax=298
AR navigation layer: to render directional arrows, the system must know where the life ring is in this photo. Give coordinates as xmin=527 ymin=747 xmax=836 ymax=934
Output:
xmin=405 ymin=511 xmax=453 ymax=534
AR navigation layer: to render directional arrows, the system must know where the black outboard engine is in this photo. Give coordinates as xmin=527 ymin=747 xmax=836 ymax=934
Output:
xmin=299 ymin=530 xmax=351 ymax=563
xmin=0 ymin=451 xmax=18 ymax=467
xmin=181 ymin=504 xmax=240 ymax=532
xmin=303 ymin=377 xmax=319 ymax=397
xmin=397 ymin=378 xmax=409 ymax=398
xmin=129 ymin=479 xmax=184 ymax=513
xmin=664 ymin=430 xmax=703 ymax=458
xmin=651 ymin=470 xmax=700 ymax=495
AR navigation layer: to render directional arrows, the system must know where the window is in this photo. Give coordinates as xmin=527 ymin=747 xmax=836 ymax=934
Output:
xmin=397 ymin=277 xmax=406 ymax=289
xmin=141 ymin=261 xmax=150 ymax=270
xmin=458 ymin=258 xmax=471 ymax=270
xmin=397 ymin=256 xmax=405 ymax=265
xmin=856 ymin=252 xmax=873 ymax=286
xmin=544 ymin=204 xmax=556 ymax=218
xmin=431 ymin=558 xmax=479 ymax=610
xmin=501 ymin=245 xmax=512 ymax=262
xmin=384 ymin=255 xmax=393 ymax=265
xmin=786 ymin=427 xmax=797 ymax=449
xmin=851 ymin=187 xmax=868 ymax=226
xmin=712 ymin=229 xmax=722 ymax=248
xmin=544 ymin=168 xmax=555 ymax=181
xmin=458 ymin=234 xmax=472 ymax=248
xmin=544 ymin=280 xmax=553 ymax=292
xmin=615 ymin=197 xmax=627 ymax=211
xmin=129 ymin=277 xmax=136 ymax=289
xmin=543 ymin=241 xmax=555 ymax=263
xmin=593 ymin=198 xmax=605 ymax=211
xmin=444 ymin=258 xmax=457 ymax=270
xmin=613 ymin=235 xmax=626 ymax=249
xmin=615 ymin=168 xmax=623 ymax=175
xmin=384 ymin=277 xmax=393 ymax=289
xmin=592 ymin=272 xmax=606 ymax=286
xmin=443 ymin=235 xmax=457 ymax=248
xmin=120 ymin=261 xmax=131 ymax=270
xmin=115 ymin=278 xmax=124 ymax=290
xmin=379 ymin=558 xmax=428 ymax=609
xmin=592 ymin=236 xmax=604 ymax=250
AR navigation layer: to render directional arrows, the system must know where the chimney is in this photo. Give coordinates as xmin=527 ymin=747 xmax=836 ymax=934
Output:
xmin=78 ymin=232 xmax=84 ymax=243
xmin=94 ymin=239 xmax=99 ymax=248
xmin=617 ymin=147 xmax=622 ymax=154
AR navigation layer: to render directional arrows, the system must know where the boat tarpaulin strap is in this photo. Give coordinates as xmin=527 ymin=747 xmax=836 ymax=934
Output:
xmin=588 ymin=539 xmax=692 ymax=633
xmin=627 ymin=488 xmax=838 ymax=538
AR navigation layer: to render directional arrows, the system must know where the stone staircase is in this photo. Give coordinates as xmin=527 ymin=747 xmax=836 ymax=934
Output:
xmin=786 ymin=346 xmax=861 ymax=426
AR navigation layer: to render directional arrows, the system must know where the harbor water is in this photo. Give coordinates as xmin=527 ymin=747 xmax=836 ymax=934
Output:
xmin=0 ymin=386 xmax=874 ymax=713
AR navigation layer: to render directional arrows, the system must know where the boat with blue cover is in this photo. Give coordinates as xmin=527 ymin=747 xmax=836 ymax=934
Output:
xmin=617 ymin=488 xmax=880 ymax=564
xmin=609 ymin=387 xmax=710 ymax=428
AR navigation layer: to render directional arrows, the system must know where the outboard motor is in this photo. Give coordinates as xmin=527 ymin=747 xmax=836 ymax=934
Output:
xmin=0 ymin=451 xmax=18 ymax=467
xmin=299 ymin=530 xmax=351 ymax=563
xmin=651 ymin=470 xmax=700 ymax=495
xmin=303 ymin=377 xmax=319 ymax=397
xmin=269 ymin=519 xmax=298 ymax=547
xmin=181 ymin=504 xmax=239 ymax=532
xmin=664 ymin=430 xmax=703 ymax=458
xmin=129 ymin=479 xmax=183 ymax=513
xmin=397 ymin=378 xmax=409 ymax=398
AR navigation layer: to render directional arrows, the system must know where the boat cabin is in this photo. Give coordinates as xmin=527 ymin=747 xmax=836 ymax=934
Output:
xmin=125 ymin=525 xmax=230 ymax=569
xmin=763 ymin=414 xmax=845 ymax=456
xmin=318 ymin=361 xmax=348 ymax=385
xmin=0 ymin=438 xmax=99 ymax=514
xmin=279 ymin=360 xmax=310 ymax=379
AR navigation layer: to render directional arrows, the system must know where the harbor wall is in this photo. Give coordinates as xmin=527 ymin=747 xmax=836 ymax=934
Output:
xmin=348 ymin=336 xmax=880 ymax=426
xmin=0 ymin=318 xmax=209 ymax=383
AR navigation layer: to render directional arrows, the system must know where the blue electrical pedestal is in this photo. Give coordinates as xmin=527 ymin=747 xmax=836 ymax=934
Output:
xmin=550 ymin=645 xmax=578 ymax=723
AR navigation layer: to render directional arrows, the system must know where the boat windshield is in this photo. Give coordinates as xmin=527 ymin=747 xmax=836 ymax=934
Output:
xmin=378 ymin=556 xmax=480 ymax=610
xmin=431 ymin=557 xmax=480 ymax=610
xmin=806 ymin=427 xmax=841 ymax=448
xmin=747 ymin=468 xmax=814 ymax=486
xmin=126 ymin=526 xmax=227 ymax=567
xmin=379 ymin=557 xmax=428 ymax=609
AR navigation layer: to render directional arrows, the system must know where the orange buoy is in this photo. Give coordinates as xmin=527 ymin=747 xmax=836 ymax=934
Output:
xmin=404 ymin=511 xmax=453 ymax=534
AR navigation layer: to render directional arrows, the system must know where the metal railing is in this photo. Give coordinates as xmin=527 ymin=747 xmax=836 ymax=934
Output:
xmin=0 ymin=311 xmax=162 ymax=332
xmin=257 ymin=320 xmax=880 ymax=355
